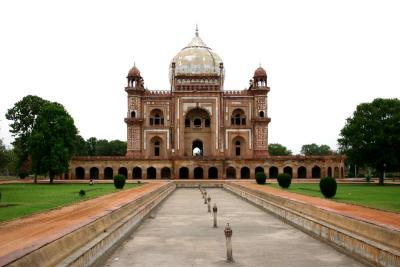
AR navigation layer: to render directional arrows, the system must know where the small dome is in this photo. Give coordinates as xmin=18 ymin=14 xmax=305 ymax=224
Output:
xmin=127 ymin=65 xmax=140 ymax=77
xmin=254 ymin=66 xmax=267 ymax=78
xmin=169 ymin=28 xmax=224 ymax=83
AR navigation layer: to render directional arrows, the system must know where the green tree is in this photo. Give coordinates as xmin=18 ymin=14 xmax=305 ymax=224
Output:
xmin=86 ymin=137 xmax=97 ymax=156
xmin=5 ymin=95 xmax=49 ymax=173
xmin=74 ymin=135 xmax=88 ymax=156
xmin=29 ymin=102 xmax=78 ymax=183
xmin=301 ymin=143 xmax=332 ymax=156
xmin=268 ymin=143 xmax=292 ymax=156
xmin=107 ymin=140 xmax=127 ymax=156
xmin=0 ymin=138 xmax=7 ymax=171
xmin=338 ymin=98 xmax=400 ymax=185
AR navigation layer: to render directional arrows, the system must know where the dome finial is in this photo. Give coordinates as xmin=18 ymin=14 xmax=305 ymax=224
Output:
xmin=195 ymin=24 xmax=199 ymax=37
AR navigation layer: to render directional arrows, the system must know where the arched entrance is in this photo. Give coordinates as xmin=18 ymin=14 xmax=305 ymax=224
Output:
xmin=161 ymin=167 xmax=171 ymax=179
xmin=226 ymin=167 xmax=236 ymax=179
xmin=334 ymin=167 xmax=339 ymax=178
xmin=327 ymin=167 xmax=332 ymax=177
xmin=192 ymin=140 xmax=203 ymax=156
xmin=90 ymin=167 xmax=99 ymax=179
xmin=312 ymin=166 xmax=321 ymax=178
xmin=75 ymin=167 xmax=85 ymax=179
xmin=118 ymin=167 xmax=128 ymax=178
xmin=132 ymin=167 xmax=142 ymax=179
xmin=255 ymin=166 xmax=264 ymax=176
xmin=297 ymin=166 xmax=307 ymax=178
xmin=194 ymin=167 xmax=203 ymax=179
xmin=147 ymin=167 xmax=156 ymax=179
xmin=104 ymin=167 xmax=113 ymax=179
xmin=179 ymin=167 xmax=189 ymax=179
xmin=283 ymin=166 xmax=293 ymax=178
xmin=269 ymin=167 xmax=278 ymax=178
xmin=241 ymin=167 xmax=250 ymax=179
xmin=208 ymin=167 xmax=218 ymax=179
xmin=184 ymin=108 xmax=211 ymax=156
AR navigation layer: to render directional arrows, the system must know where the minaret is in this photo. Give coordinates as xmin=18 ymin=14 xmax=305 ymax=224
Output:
xmin=125 ymin=63 xmax=144 ymax=158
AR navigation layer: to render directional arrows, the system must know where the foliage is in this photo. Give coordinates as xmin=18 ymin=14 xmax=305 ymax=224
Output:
xmin=277 ymin=173 xmax=292 ymax=188
xmin=0 ymin=183 xmax=139 ymax=222
xmin=338 ymin=98 xmax=400 ymax=184
xmin=268 ymin=183 xmax=400 ymax=212
xmin=255 ymin=172 xmax=267 ymax=184
xmin=301 ymin=143 xmax=333 ymax=156
xmin=5 ymin=95 xmax=50 ymax=174
xmin=268 ymin=143 xmax=292 ymax=156
xmin=1 ymin=148 xmax=17 ymax=176
xmin=79 ymin=189 xmax=86 ymax=197
xmin=319 ymin=177 xmax=337 ymax=198
xmin=0 ymin=139 xmax=7 ymax=171
xmin=74 ymin=137 xmax=127 ymax=156
xmin=74 ymin=135 xmax=88 ymax=156
xmin=29 ymin=102 xmax=78 ymax=183
xmin=114 ymin=174 xmax=126 ymax=189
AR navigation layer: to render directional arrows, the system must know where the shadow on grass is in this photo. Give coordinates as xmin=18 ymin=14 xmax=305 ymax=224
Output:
xmin=0 ymin=203 xmax=19 ymax=208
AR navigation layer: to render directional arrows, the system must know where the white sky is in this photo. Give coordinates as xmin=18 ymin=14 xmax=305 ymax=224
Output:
xmin=0 ymin=0 xmax=399 ymax=154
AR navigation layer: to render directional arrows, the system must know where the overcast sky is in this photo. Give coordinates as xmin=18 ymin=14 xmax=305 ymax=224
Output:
xmin=0 ymin=0 xmax=399 ymax=154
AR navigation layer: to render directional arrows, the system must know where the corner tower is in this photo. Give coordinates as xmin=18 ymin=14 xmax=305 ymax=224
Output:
xmin=125 ymin=64 xmax=144 ymax=158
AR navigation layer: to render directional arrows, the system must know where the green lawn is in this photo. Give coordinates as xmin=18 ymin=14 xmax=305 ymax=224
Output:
xmin=0 ymin=183 xmax=140 ymax=223
xmin=268 ymin=183 xmax=400 ymax=212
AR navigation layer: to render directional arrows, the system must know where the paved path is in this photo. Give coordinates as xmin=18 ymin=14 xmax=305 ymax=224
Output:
xmin=104 ymin=189 xmax=363 ymax=267
xmin=0 ymin=182 xmax=166 ymax=266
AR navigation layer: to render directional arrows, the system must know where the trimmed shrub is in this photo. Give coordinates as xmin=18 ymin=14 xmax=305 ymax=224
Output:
xmin=114 ymin=174 xmax=126 ymax=189
xmin=277 ymin=173 xmax=292 ymax=188
xmin=255 ymin=172 xmax=267 ymax=184
xmin=319 ymin=177 xmax=337 ymax=198
xmin=18 ymin=172 xmax=28 ymax=179
xmin=79 ymin=189 xmax=86 ymax=197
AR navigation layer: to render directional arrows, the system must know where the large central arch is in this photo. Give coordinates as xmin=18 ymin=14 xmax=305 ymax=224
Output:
xmin=184 ymin=108 xmax=212 ymax=157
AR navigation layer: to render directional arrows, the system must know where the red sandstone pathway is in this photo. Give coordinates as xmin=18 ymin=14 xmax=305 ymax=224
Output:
xmin=0 ymin=182 xmax=167 ymax=266
xmin=237 ymin=181 xmax=400 ymax=231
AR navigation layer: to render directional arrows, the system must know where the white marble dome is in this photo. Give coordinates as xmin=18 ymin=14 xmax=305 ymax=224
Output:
xmin=170 ymin=29 xmax=224 ymax=82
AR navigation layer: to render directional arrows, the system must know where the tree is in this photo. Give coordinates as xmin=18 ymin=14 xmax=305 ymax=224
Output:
xmin=301 ymin=143 xmax=332 ymax=156
xmin=74 ymin=135 xmax=88 ymax=156
xmin=268 ymin=143 xmax=292 ymax=156
xmin=29 ymin=102 xmax=78 ymax=183
xmin=338 ymin=98 xmax=400 ymax=185
xmin=0 ymin=138 xmax=7 ymax=171
xmin=5 ymin=95 xmax=49 ymax=174
xmin=74 ymin=137 xmax=127 ymax=156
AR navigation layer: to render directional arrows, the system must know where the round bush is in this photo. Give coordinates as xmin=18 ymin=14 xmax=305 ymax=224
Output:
xmin=277 ymin=173 xmax=292 ymax=188
xmin=255 ymin=172 xmax=267 ymax=184
xmin=18 ymin=172 xmax=28 ymax=179
xmin=114 ymin=174 xmax=126 ymax=189
xmin=79 ymin=189 xmax=86 ymax=197
xmin=319 ymin=177 xmax=337 ymax=198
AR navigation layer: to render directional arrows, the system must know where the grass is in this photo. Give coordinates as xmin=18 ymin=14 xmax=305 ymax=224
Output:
xmin=268 ymin=183 xmax=400 ymax=212
xmin=0 ymin=183 xmax=140 ymax=223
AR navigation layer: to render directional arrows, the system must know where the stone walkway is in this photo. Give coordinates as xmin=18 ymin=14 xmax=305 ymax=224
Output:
xmin=104 ymin=189 xmax=363 ymax=267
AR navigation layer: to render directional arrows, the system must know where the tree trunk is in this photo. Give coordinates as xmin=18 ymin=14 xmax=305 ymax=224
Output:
xmin=34 ymin=174 xmax=37 ymax=184
xmin=49 ymin=171 xmax=54 ymax=184
xmin=378 ymin=169 xmax=384 ymax=185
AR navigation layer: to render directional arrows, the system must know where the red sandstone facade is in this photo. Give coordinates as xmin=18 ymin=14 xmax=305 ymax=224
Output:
xmin=69 ymin=29 xmax=345 ymax=180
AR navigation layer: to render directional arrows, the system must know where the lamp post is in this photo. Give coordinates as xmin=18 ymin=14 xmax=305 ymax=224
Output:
xmin=213 ymin=204 xmax=218 ymax=228
xmin=224 ymin=223 xmax=233 ymax=262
